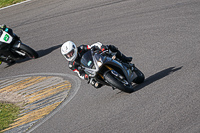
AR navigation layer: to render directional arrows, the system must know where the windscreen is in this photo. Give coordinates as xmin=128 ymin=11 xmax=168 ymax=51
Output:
xmin=81 ymin=51 xmax=94 ymax=69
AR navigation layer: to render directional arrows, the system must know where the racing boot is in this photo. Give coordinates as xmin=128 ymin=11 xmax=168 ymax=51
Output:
xmin=108 ymin=45 xmax=132 ymax=63
xmin=116 ymin=51 xmax=132 ymax=63
xmin=122 ymin=55 xmax=132 ymax=63
xmin=7 ymin=59 xmax=15 ymax=66
xmin=0 ymin=56 xmax=6 ymax=65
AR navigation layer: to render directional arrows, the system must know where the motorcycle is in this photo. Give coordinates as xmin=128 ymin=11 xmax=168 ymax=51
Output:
xmin=80 ymin=49 xmax=145 ymax=93
xmin=0 ymin=30 xmax=38 ymax=64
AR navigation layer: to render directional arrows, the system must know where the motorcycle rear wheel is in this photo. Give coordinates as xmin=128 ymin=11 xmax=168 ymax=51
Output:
xmin=104 ymin=71 xmax=134 ymax=93
xmin=132 ymin=67 xmax=145 ymax=84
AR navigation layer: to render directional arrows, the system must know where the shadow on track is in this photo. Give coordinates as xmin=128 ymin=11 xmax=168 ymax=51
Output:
xmin=16 ymin=44 xmax=62 ymax=61
xmin=4 ymin=44 xmax=62 ymax=68
xmin=36 ymin=44 xmax=62 ymax=57
xmin=133 ymin=66 xmax=183 ymax=92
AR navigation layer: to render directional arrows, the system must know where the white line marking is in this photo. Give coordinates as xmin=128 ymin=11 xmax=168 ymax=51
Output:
xmin=0 ymin=0 xmax=31 ymax=11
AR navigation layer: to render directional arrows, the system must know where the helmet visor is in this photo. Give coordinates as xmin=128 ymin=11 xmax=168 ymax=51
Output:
xmin=65 ymin=49 xmax=74 ymax=59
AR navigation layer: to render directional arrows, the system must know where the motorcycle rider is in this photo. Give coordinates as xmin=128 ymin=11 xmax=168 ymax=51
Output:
xmin=0 ymin=24 xmax=7 ymax=65
xmin=61 ymin=41 xmax=134 ymax=88
xmin=0 ymin=24 xmax=19 ymax=65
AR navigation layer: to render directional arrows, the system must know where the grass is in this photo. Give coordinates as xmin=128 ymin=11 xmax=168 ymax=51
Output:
xmin=0 ymin=0 xmax=26 ymax=8
xmin=0 ymin=102 xmax=21 ymax=132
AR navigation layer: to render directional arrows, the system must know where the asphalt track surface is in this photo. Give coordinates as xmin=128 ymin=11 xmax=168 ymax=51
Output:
xmin=0 ymin=0 xmax=200 ymax=133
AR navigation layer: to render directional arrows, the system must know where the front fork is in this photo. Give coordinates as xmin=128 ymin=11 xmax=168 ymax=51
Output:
xmin=102 ymin=65 xmax=129 ymax=85
xmin=98 ymin=65 xmax=113 ymax=80
xmin=11 ymin=40 xmax=26 ymax=56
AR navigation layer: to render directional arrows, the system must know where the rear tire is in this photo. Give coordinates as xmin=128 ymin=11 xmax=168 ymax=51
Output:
xmin=104 ymin=71 xmax=134 ymax=93
xmin=19 ymin=44 xmax=38 ymax=59
xmin=132 ymin=67 xmax=145 ymax=84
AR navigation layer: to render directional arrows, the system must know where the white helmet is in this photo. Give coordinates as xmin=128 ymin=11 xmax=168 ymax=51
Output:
xmin=61 ymin=41 xmax=78 ymax=62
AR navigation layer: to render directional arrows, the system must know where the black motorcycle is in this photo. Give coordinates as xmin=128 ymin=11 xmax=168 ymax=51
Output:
xmin=0 ymin=29 xmax=38 ymax=64
xmin=80 ymin=49 xmax=145 ymax=93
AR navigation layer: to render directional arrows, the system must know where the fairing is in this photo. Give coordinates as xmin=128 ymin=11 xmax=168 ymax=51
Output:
xmin=80 ymin=50 xmax=137 ymax=83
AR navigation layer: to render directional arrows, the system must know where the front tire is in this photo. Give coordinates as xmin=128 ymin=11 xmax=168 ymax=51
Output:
xmin=19 ymin=44 xmax=38 ymax=59
xmin=104 ymin=71 xmax=134 ymax=93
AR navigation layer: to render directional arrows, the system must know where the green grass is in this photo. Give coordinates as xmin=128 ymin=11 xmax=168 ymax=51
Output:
xmin=0 ymin=0 xmax=25 ymax=8
xmin=0 ymin=102 xmax=20 ymax=132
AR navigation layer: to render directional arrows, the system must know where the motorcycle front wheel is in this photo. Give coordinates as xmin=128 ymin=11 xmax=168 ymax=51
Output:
xmin=18 ymin=44 xmax=38 ymax=59
xmin=104 ymin=71 xmax=134 ymax=93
